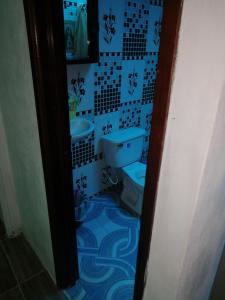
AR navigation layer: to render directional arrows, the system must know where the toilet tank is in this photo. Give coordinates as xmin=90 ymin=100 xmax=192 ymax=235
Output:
xmin=101 ymin=127 xmax=145 ymax=168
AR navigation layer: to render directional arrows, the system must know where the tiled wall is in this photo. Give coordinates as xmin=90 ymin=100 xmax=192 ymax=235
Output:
xmin=64 ymin=0 xmax=163 ymax=198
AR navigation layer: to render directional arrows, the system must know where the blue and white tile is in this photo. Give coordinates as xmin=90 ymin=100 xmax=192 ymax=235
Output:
xmin=94 ymin=53 xmax=122 ymax=115
xmin=64 ymin=195 xmax=140 ymax=300
xmin=64 ymin=0 xmax=77 ymax=21
xmin=88 ymin=160 xmax=112 ymax=195
xmin=119 ymin=101 xmax=141 ymax=129
xmin=141 ymin=52 xmax=158 ymax=104
xmin=141 ymin=147 xmax=149 ymax=164
xmin=121 ymin=60 xmax=145 ymax=103
xmin=64 ymin=281 xmax=87 ymax=300
xmin=139 ymin=103 xmax=152 ymax=162
xmin=71 ymin=130 xmax=95 ymax=169
xmin=73 ymin=159 xmax=113 ymax=198
xmin=73 ymin=164 xmax=90 ymax=197
xmin=144 ymin=52 xmax=158 ymax=81
xmin=63 ymin=0 xmax=88 ymax=32
xmin=122 ymin=0 xmax=149 ymax=59
xmin=67 ymin=64 xmax=95 ymax=112
xmin=99 ymin=0 xmax=125 ymax=52
xmin=147 ymin=0 xmax=164 ymax=6
xmin=146 ymin=5 xmax=163 ymax=52
xmin=94 ymin=111 xmax=120 ymax=154
xmin=139 ymin=103 xmax=153 ymax=133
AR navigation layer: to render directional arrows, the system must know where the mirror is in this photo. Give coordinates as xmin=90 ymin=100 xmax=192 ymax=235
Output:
xmin=63 ymin=0 xmax=99 ymax=64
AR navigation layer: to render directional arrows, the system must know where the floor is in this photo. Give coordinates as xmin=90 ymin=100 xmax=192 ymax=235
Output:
xmin=0 ymin=221 xmax=66 ymax=300
xmin=210 ymin=246 xmax=225 ymax=300
xmin=64 ymin=195 xmax=140 ymax=300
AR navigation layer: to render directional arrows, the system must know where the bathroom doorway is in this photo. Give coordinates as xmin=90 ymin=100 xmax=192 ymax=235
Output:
xmin=63 ymin=1 xmax=164 ymax=298
xmin=23 ymin=0 xmax=183 ymax=299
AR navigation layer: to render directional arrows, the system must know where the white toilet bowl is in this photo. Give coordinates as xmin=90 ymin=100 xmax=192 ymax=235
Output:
xmin=121 ymin=162 xmax=146 ymax=215
xmin=101 ymin=127 xmax=146 ymax=216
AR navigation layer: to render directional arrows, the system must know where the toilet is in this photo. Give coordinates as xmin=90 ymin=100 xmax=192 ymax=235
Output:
xmin=102 ymin=127 xmax=147 ymax=215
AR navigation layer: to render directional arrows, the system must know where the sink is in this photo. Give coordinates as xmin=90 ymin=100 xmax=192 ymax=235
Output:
xmin=70 ymin=117 xmax=94 ymax=143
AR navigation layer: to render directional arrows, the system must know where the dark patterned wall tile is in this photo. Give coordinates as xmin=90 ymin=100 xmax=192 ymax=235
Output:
xmin=65 ymin=0 xmax=164 ymax=197
xmin=119 ymin=100 xmax=141 ymax=129
xmin=149 ymin=0 xmax=164 ymax=7
xmin=71 ymin=113 xmax=95 ymax=169
xmin=142 ymin=52 xmax=158 ymax=104
xmin=75 ymin=109 xmax=93 ymax=118
xmin=94 ymin=53 xmax=122 ymax=115
xmin=64 ymin=1 xmax=78 ymax=8
xmin=71 ymin=133 xmax=95 ymax=169
xmin=123 ymin=0 xmax=149 ymax=60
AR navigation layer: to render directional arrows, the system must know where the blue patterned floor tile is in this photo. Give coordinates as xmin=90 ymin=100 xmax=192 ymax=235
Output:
xmin=65 ymin=195 xmax=140 ymax=300
xmin=64 ymin=281 xmax=87 ymax=300
xmin=104 ymin=279 xmax=135 ymax=300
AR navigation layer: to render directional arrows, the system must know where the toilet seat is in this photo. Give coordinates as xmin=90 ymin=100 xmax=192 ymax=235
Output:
xmin=122 ymin=162 xmax=146 ymax=190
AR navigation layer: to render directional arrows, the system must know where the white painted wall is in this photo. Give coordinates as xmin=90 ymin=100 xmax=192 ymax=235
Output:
xmin=176 ymin=89 xmax=225 ymax=299
xmin=144 ymin=1 xmax=225 ymax=299
xmin=0 ymin=0 xmax=56 ymax=281
xmin=0 ymin=108 xmax=21 ymax=237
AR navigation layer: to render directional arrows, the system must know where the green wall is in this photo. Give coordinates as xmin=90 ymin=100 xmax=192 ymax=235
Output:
xmin=0 ymin=0 xmax=55 ymax=280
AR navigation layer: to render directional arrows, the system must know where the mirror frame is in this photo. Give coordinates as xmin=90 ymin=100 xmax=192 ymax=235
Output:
xmin=65 ymin=0 xmax=99 ymax=65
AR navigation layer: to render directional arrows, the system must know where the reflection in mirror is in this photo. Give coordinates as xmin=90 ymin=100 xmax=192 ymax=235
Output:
xmin=64 ymin=0 xmax=88 ymax=61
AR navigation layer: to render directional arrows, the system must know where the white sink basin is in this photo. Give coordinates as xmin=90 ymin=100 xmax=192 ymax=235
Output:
xmin=70 ymin=117 xmax=94 ymax=143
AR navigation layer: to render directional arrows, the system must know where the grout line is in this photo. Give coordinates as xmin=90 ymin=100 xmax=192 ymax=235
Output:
xmin=19 ymin=270 xmax=45 ymax=285
xmin=0 ymin=241 xmax=26 ymax=300
xmin=17 ymin=284 xmax=27 ymax=300
xmin=0 ymin=238 xmax=46 ymax=299
xmin=0 ymin=285 xmax=19 ymax=297
xmin=0 ymin=239 xmax=19 ymax=282
xmin=0 ymin=242 xmax=24 ymax=299
xmin=18 ymin=270 xmax=46 ymax=299
xmin=0 ymin=240 xmax=26 ymax=300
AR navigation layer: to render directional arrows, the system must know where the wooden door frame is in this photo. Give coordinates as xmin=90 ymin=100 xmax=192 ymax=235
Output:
xmin=23 ymin=0 xmax=78 ymax=288
xmin=23 ymin=0 xmax=183 ymax=297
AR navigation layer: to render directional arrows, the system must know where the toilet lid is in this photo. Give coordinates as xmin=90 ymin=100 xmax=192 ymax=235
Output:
xmin=122 ymin=162 xmax=147 ymax=189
